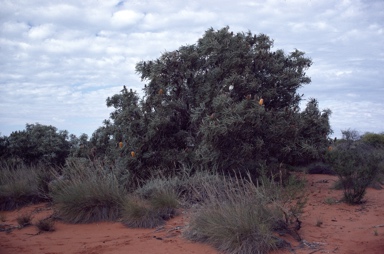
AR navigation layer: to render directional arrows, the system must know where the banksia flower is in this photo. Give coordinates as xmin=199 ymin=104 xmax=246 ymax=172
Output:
xmin=131 ymin=151 xmax=135 ymax=157
xmin=119 ymin=142 xmax=123 ymax=148
xmin=259 ymin=98 xmax=264 ymax=106
xmin=158 ymin=88 xmax=164 ymax=95
xmin=328 ymin=146 xmax=333 ymax=151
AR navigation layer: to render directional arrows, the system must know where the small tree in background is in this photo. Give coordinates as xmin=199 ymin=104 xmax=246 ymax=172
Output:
xmin=94 ymin=27 xmax=332 ymax=181
xmin=327 ymin=129 xmax=383 ymax=204
xmin=4 ymin=123 xmax=70 ymax=167
xmin=361 ymin=132 xmax=384 ymax=148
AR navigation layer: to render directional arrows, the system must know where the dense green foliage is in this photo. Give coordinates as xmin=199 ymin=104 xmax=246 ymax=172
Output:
xmin=361 ymin=132 xmax=384 ymax=148
xmin=91 ymin=27 xmax=331 ymax=181
xmin=1 ymin=123 xmax=71 ymax=166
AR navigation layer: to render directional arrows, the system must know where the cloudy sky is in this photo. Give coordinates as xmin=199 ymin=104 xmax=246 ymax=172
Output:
xmin=1 ymin=0 xmax=383 ymax=138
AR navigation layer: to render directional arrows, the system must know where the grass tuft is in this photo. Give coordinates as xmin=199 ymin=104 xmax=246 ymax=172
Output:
xmin=184 ymin=174 xmax=305 ymax=254
xmin=121 ymin=197 xmax=164 ymax=228
xmin=0 ymin=164 xmax=42 ymax=211
xmin=149 ymin=189 xmax=179 ymax=219
xmin=51 ymin=162 xmax=125 ymax=224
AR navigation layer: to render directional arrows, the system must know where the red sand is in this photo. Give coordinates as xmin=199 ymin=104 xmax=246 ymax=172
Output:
xmin=1 ymin=174 xmax=383 ymax=254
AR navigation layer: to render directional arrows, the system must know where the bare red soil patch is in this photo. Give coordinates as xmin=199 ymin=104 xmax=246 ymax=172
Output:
xmin=272 ymin=174 xmax=384 ymax=254
xmin=0 ymin=204 xmax=216 ymax=254
xmin=1 ymin=174 xmax=383 ymax=254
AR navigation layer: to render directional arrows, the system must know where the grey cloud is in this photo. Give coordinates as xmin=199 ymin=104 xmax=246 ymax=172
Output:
xmin=0 ymin=0 xmax=383 ymax=137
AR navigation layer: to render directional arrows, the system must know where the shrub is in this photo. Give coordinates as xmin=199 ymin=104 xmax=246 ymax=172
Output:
xmin=16 ymin=213 xmax=32 ymax=228
xmin=92 ymin=27 xmax=331 ymax=184
xmin=0 ymin=164 xmax=42 ymax=211
xmin=361 ymin=132 xmax=384 ymax=148
xmin=52 ymin=163 xmax=125 ymax=223
xmin=327 ymin=141 xmax=382 ymax=204
xmin=5 ymin=123 xmax=70 ymax=167
xmin=36 ymin=218 xmax=55 ymax=232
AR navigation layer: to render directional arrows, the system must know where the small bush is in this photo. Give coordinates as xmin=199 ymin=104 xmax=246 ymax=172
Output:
xmin=36 ymin=218 xmax=55 ymax=232
xmin=16 ymin=213 xmax=32 ymax=228
xmin=327 ymin=142 xmax=382 ymax=204
xmin=361 ymin=132 xmax=384 ymax=148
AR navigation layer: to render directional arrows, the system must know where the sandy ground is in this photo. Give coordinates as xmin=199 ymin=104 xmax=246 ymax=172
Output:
xmin=1 ymin=174 xmax=383 ymax=254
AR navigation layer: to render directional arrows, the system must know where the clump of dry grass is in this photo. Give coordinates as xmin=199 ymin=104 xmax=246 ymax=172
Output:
xmin=51 ymin=162 xmax=125 ymax=224
xmin=0 ymin=164 xmax=41 ymax=211
xmin=36 ymin=218 xmax=55 ymax=232
xmin=16 ymin=213 xmax=33 ymax=228
xmin=121 ymin=189 xmax=179 ymax=229
xmin=184 ymin=173 xmax=306 ymax=254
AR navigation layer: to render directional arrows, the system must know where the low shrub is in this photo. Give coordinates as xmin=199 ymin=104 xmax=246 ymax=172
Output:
xmin=36 ymin=218 xmax=55 ymax=232
xmin=327 ymin=142 xmax=382 ymax=204
xmin=16 ymin=213 xmax=32 ymax=228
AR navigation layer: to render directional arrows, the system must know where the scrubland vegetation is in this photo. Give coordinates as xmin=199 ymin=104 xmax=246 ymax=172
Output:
xmin=1 ymin=27 xmax=383 ymax=253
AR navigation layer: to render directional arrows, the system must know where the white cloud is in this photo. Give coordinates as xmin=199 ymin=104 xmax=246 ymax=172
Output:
xmin=0 ymin=0 xmax=383 ymax=137
xmin=28 ymin=24 xmax=55 ymax=39
xmin=111 ymin=10 xmax=145 ymax=28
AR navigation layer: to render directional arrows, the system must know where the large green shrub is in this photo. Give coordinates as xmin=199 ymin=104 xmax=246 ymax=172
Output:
xmin=92 ymin=27 xmax=331 ymax=181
